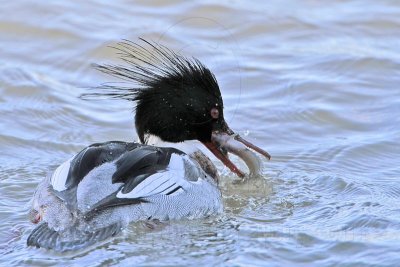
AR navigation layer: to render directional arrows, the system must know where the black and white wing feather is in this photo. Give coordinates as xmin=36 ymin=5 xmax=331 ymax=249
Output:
xmin=29 ymin=141 xmax=220 ymax=251
xmin=48 ymin=141 xmax=199 ymax=217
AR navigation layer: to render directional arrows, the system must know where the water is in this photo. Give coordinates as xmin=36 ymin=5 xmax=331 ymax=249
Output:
xmin=1 ymin=0 xmax=400 ymax=266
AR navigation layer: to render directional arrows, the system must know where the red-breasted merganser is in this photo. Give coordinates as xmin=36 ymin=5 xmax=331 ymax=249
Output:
xmin=27 ymin=39 xmax=271 ymax=251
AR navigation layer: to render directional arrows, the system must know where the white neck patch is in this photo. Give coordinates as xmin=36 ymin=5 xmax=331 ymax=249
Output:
xmin=142 ymin=134 xmax=201 ymax=156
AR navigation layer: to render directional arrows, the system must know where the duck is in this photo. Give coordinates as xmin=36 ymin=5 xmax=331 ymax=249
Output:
xmin=27 ymin=38 xmax=271 ymax=251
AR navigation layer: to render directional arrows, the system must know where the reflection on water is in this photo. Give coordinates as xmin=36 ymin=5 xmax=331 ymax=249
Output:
xmin=1 ymin=0 xmax=400 ymax=266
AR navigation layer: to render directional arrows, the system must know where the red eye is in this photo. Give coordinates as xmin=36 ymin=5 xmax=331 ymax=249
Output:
xmin=210 ymin=108 xmax=219 ymax=119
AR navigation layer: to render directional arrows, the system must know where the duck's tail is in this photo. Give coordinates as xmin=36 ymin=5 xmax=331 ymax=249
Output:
xmin=27 ymin=222 xmax=122 ymax=251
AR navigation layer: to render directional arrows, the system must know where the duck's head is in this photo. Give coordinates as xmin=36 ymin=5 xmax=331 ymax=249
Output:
xmin=89 ymin=38 xmax=270 ymax=177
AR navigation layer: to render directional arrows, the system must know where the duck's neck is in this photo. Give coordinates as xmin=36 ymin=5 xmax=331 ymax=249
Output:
xmin=142 ymin=134 xmax=199 ymax=155
xmin=141 ymin=134 xmax=219 ymax=181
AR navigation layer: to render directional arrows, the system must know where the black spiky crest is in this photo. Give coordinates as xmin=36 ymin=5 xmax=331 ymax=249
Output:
xmin=84 ymin=38 xmax=226 ymax=143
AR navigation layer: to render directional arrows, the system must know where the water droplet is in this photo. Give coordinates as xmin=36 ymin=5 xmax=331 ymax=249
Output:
xmin=244 ymin=130 xmax=250 ymax=136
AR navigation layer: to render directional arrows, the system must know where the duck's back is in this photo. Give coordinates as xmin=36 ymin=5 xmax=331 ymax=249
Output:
xmin=28 ymin=141 xmax=222 ymax=251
